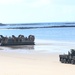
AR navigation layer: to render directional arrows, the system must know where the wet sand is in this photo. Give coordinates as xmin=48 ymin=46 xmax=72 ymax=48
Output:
xmin=0 ymin=51 xmax=75 ymax=75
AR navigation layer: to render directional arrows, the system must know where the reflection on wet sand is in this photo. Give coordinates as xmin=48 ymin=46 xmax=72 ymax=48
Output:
xmin=5 ymin=45 xmax=34 ymax=50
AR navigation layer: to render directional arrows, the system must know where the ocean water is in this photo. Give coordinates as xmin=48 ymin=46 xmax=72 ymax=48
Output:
xmin=0 ymin=23 xmax=75 ymax=53
xmin=0 ymin=26 xmax=75 ymax=41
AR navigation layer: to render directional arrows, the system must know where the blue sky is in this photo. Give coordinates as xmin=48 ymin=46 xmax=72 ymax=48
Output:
xmin=0 ymin=0 xmax=75 ymax=23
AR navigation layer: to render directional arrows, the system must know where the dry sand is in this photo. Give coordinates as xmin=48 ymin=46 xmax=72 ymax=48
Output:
xmin=0 ymin=51 xmax=75 ymax=75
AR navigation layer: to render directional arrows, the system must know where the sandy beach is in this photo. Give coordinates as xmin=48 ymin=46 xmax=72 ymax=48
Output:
xmin=0 ymin=51 xmax=75 ymax=75
xmin=0 ymin=40 xmax=75 ymax=75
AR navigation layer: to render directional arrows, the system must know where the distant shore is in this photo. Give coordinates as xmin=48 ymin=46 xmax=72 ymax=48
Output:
xmin=0 ymin=22 xmax=75 ymax=29
xmin=0 ymin=25 xmax=75 ymax=29
xmin=7 ymin=25 xmax=75 ymax=29
xmin=1 ymin=22 xmax=75 ymax=25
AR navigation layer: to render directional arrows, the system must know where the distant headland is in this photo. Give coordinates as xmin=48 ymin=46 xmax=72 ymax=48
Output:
xmin=3 ymin=22 xmax=75 ymax=25
xmin=0 ymin=23 xmax=6 ymax=26
xmin=0 ymin=22 xmax=75 ymax=29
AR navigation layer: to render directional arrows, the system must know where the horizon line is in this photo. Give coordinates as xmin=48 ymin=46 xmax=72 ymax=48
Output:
xmin=2 ymin=22 xmax=75 ymax=25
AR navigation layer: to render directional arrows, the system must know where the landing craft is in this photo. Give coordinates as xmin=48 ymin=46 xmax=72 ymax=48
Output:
xmin=59 ymin=49 xmax=75 ymax=64
xmin=0 ymin=35 xmax=35 ymax=46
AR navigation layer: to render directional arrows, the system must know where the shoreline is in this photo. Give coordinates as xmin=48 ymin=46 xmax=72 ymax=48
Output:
xmin=0 ymin=39 xmax=75 ymax=54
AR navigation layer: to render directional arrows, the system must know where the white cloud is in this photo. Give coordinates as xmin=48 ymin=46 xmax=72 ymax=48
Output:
xmin=52 ymin=0 xmax=75 ymax=5
xmin=0 ymin=0 xmax=22 ymax=4
xmin=24 ymin=0 xmax=75 ymax=8
xmin=0 ymin=0 xmax=51 ymax=7
xmin=0 ymin=0 xmax=75 ymax=6
xmin=25 ymin=0 xmax=51 ymax=8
